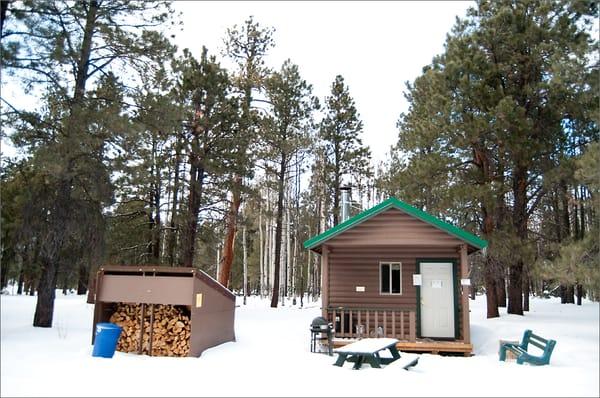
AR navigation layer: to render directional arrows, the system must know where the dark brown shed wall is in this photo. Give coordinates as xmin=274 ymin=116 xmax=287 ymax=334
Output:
xmin=97 ymin=275 xmax=194 ymax=305
xmin=190 ymin=276 xmax=236 ymax=356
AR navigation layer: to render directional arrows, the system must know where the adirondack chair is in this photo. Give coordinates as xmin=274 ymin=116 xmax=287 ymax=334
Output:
xmin=499 ymin=329 xmax=556 ymax=365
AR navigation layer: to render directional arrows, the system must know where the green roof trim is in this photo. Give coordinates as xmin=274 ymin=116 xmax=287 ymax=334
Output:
xmin=303 ymin=197 xmax=488 ymax=251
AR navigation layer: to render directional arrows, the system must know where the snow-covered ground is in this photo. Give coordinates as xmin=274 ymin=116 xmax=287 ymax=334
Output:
xmin=1 ymin=292 xmax=598 ymax=397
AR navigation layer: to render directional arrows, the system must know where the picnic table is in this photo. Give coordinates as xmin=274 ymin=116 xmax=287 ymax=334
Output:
xmin=333 ymin=338 xmax=400 ymax=370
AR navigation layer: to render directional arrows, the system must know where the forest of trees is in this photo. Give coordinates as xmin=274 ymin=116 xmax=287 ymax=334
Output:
xmin=1 ymin=0 xmax=598 ymax=327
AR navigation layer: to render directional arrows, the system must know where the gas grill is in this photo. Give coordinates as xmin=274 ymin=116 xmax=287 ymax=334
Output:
xmin=310 ymin=316 xmax=334 ymax=356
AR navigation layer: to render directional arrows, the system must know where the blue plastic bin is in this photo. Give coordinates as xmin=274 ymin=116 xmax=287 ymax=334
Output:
xmin=92 ymin=322 xmax=122 ymax=358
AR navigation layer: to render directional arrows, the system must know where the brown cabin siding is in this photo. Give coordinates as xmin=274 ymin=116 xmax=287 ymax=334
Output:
xmin=327 ymin=246 xmax=459 ymax=309
xmin=326 ymin=208 xmax=464 ymax=247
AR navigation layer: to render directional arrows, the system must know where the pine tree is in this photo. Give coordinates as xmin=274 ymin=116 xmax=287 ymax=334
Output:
xmin=320 ymin=75 xmax=371 ymax=226
xmin=174 ymin=47 xmax=243 ymax=269
xmin=2 ymin=0 xmax=176 ymax=326
xmin=380 ymin=0 xmax=598 ymax=317
xmin=262 ymin=59 xmax=318 ymax=307
xmin=219 ymin=17 xmax=275 ymax=287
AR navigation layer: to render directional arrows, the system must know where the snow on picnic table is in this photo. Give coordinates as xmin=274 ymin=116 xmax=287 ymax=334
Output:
xmin=1 ymin=292 xmax=598 ymax=397
xmin=334 ymin=338 xmax=398 ymax=353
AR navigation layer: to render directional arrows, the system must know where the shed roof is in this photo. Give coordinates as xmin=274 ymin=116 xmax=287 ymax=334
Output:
xmin=303 ymin=197 xmax=487 ymax=252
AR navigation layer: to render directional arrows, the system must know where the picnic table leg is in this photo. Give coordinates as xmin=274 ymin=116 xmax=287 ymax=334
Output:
xmin=353 ymin=355 xmax=364 ymax=370
xmin=365 ymin=354 xmax=381 ymax=369
xmin=334 ymin=353 xmax=348 ymax=367
xmin=388 ymin=345 xmax=401 ymax=360
xmin=498 ymin=344 xmax=507 ymax=362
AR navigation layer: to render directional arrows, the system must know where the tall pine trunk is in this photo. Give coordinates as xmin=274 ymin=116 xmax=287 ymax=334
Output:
xmin=522 ymin=268 xmax=530 ymax=312
xmin=484 ymin=258 xmax=499 ymax=318
xmin=167 ymin=136 xmax=182 ymax=266
xmin=332 ymin=146 xmax=341 ymax=226
xmin=242 ymin=224 xmax=247 ymax=305
xmin=33 ymin=258 xmax=60 ymax=327
xmin=576 ymin=284 xmax=583 ymax=305
xmin=258 ymin=203 xmax=264 ymax=297
xmin=0 ymin=268 xmax=7 ymax=291
xmin=497 ymin=276 xmax=507 ymax=307
xmin=508 ymin=166 xmax=527 ymax=315
xmin=181 ymin=158 xmax=205 ymax=267
xmin=17 ymin=265 xmax=24 ymax=295
xmin=270 ymin=156 xmax=286 ymax=307
xmin=152 ymin=168 xmax=162 ymax=262
xmin=76 ymin=262 xmax=88 ymax=295
xmin=481 ymin=203 xmax=499 ymax=318
xmin=218 ymin=176 xmax=241 ymax=288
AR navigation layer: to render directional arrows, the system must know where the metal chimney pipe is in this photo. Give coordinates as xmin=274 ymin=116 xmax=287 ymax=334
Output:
xmin=340 ymin=187 xmax=351 ymax=223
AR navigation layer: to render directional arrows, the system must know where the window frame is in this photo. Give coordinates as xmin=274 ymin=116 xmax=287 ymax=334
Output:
xmin=379 ymin=262 xmax=402 ymax=295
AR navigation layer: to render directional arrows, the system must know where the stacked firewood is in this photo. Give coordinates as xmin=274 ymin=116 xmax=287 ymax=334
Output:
xmin=109 ymin=303 xmax=191 ymax=357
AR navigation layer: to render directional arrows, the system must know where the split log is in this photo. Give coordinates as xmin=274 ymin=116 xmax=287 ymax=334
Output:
xmin=109 ymin=303 xmax=191 ymax=357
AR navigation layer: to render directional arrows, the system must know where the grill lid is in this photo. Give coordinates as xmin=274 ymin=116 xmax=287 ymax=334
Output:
xmin=310 ymin=316 xmax=332 ymax=331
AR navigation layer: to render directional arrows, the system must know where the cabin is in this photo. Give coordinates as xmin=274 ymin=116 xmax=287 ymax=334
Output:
xmin=303 ymin=197 xmax=487 ymax=355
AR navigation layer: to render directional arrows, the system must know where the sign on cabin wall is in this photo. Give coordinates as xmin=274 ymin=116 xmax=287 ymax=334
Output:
xmin=355 ymin=286 xmax=365 ymax=292
xmin=412 ymin=274 xmax=422 ymax=286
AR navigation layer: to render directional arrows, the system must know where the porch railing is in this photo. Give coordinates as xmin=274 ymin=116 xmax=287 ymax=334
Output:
xmin=326 ymin=307 xmax=416 ymax=342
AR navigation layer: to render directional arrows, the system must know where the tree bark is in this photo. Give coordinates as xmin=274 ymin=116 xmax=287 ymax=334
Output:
xmin=497 ymin=276 xmax=507 ymax=307
xmin=507 ymin=165 xmax=527 ymax=315
xmin=576 ymin=284 xmax=583 ymax=305
xmin=522 ymin=271 xmax=530 ymax=312
xmin=73 ymin=0 xmax=99 ymax=103
xmin=258 ymin=203 xmax=264 ymax=296
xmin=270 ymin=156 xmax=286 ymax=307
xmin=507 ymin=263 xmax=524 ymax=315
xmin=152 ymin=171 xmax=161 ymax=263
xmin=566 ymin=285 xmax=575 ymax=304
xmin=242 ymin=224 xmax=247 ymax=305
xmin=86 ymin=271 xmax=97 ymax=304
xmin=218 ymin=175 xmax=241 ymax=288
xmin=33 ymin=258 xmax=59 ymax=327
xmin=0 ymin=262 xmax=8 ymax=290
xmin=332 ymin=142 xmax=341 ymax=226
xmin=484 ymin=257 xmax=499 ymax=318
xmin=167 ymin=136 xmax=182 ymax=266
xmin=181 ymin=158 xmax=205 ymax=267
xmin=17 ymin=264 xmax=24 ymax=295
xmin=76 ymin=261 xmax=88 ymax=295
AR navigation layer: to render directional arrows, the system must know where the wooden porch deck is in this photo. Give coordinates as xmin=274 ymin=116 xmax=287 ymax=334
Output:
xmin=324 ymin=307 xmax=473 ymax=356
xmin=330 ymin=338 xmax=473 ymax=356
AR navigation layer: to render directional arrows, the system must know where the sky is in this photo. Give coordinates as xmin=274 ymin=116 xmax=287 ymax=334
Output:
xmin=173 ymin=1 xmax=474 ymax=165
xmin=0 ymin=1 xmax=474 ymax=164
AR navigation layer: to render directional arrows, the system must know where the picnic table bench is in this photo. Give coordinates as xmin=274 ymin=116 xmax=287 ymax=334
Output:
xmin=499 ymin=329 xmax=557 ymax=365
xmin=333 ymin=338 xmax=401 ymax=370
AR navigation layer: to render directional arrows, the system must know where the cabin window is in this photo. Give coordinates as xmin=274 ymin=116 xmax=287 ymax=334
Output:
xmin=380 ymin=262 xmax=402 ymax=294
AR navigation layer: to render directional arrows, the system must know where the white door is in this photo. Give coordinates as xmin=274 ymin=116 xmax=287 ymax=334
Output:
xmin=420 ymin=262 xmax=455 ymax=338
